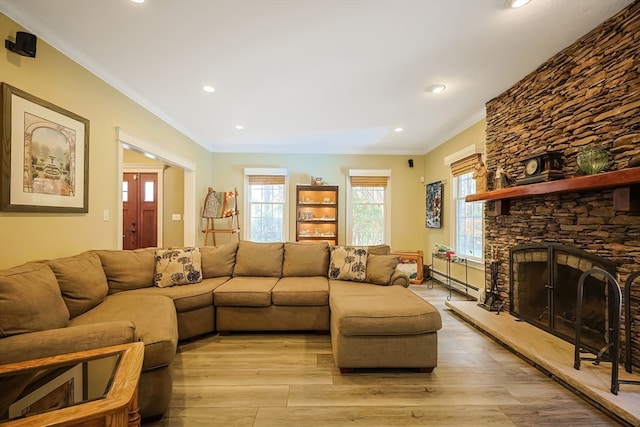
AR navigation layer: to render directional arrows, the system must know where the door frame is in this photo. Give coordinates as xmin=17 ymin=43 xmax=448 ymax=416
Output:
xmin=117 ymin=128 xmax=197 ymax=249
xmin=122 ymin=165 xmax=164 ymax=248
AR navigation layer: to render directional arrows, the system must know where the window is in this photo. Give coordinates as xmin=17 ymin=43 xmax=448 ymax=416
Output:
xmin=448 ymin=151 xmax=483 ymax=261
xmin=244 ymin=168 xmax=289 ymax=242
xmin=454 ymin=172 xmax=483 ymax=259
xmin=347 ymin=170 xmax=391 ymax=246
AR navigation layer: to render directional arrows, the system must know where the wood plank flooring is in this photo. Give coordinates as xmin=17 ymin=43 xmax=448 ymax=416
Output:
xmin=144 ymin=284 xmax=622 ymax=426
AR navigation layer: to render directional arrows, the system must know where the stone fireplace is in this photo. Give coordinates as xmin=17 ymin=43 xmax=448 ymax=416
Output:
xmin=484 ymin=2 xmax=640 ymax=368
xmin=509 ymin=243 xmax=616 ymax=356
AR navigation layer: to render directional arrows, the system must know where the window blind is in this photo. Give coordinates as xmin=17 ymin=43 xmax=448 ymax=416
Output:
xmin=450 ymin=153 xmax=482 ymax=177
xmin=247 ymin=175 xmax=286 ymax=185
xmin=350 ymin=176 xmax=388 ymax=187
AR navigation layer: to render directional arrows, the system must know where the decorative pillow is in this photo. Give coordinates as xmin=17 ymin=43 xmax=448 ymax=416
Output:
xmin=365 ymin=254 xmax=400 ymax=285
xmin=367 ymin=244 xmax=391 ymax=255
xmin=328 ymin=246 xmax=368 ymax=282
xmin=155 ymin=248 xmax=203 ymax=288
xmin=0 ymin=263 xmax=69 ymax=337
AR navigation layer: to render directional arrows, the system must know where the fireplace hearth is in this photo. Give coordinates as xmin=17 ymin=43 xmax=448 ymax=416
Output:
xmin=509 ymin=243 xmax=615 ymax=356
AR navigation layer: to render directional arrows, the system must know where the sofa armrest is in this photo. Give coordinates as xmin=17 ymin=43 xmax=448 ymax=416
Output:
xmin=0 ymin=321 xmax=136 ymax=365
xmin=389 ymin=270 xmax=410 ymax=287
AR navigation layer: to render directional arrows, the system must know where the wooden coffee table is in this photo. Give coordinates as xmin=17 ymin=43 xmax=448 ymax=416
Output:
xmin=0 ymin=342 xmax=144 ymax=427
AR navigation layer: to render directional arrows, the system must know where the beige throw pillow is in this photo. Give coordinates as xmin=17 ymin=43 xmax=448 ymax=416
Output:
xmin=365 ymin=254 xmax=400 ymax=285
xmin=328 ymin=246 xmax=368 ymax=282
xmin=155 ymin=247 xmax=203 ymax=287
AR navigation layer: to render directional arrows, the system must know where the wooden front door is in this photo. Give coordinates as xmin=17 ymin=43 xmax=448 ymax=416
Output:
xmin=123 ymin=172 xmax=158 ymax=249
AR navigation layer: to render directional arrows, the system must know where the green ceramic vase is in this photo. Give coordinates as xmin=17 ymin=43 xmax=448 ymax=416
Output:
xmin=576 ymin=146 xmax=608 ymax=175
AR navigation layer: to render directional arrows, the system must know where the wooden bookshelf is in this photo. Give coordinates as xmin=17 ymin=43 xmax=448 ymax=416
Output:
xmin=465 ymin=168 xmax=640 ymax=215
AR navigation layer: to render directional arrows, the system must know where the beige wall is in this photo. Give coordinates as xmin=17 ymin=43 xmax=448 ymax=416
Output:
xmin=210 ymin=153 xmax=425 ymax=250
xmin=422 ymin=119 xmax=487 ymax=295
xmin=0 ymin=14 xmax=211 ymax=269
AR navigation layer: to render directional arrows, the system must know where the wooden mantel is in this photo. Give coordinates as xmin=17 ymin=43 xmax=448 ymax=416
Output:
xmin=465 ymin=168 xmax=640 ymax=215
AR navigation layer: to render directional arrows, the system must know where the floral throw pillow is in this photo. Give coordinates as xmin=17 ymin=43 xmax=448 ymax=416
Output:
xmin=328 ymin=246 xmax=368 ymax=282
xmin=155 ymin=247 xmax=202 ymax=288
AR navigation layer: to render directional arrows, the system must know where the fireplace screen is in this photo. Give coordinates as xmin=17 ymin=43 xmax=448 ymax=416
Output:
xmin=510 ymin=243 xmax=615 ymax=355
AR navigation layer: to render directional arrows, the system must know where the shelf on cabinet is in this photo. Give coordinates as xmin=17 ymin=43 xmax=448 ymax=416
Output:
xmin=465 ymin=168 xmax=640 ymax=215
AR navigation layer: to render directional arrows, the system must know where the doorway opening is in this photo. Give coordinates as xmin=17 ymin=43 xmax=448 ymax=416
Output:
xmin=117 ymin=128 xmax=197 ymax=249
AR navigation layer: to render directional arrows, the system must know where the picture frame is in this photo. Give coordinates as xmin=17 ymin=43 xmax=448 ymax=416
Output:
xmin=1 ymin=83 xmax=89 ymax=212
xmin=426 ymin=180 xmax=442 ymax=228
xmin=8 ymin=363 xmax=83 ymax=419
xmin=392 ymin=250 xmax=424 ymax=284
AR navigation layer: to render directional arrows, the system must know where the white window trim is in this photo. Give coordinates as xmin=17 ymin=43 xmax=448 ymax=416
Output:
xmin=346 ymin=169 xmax=392 ymax=246
xmin=446 ymin=147 xmax=485 ymax=271
xmin=243 ymin=167 xmax=290 ymax=242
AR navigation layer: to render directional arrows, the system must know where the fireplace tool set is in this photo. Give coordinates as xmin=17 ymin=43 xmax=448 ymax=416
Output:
xmin=574 ymin=269 xmax=640 ymax=395
xmin=479 ymin=246 xmax=504 ymax=314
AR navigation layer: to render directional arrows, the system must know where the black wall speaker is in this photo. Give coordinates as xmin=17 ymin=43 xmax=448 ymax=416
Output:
xmin=408 ymin=159 xmax=414 ymax=168
xmin=5 ymin=32 xmax=37 ymax=58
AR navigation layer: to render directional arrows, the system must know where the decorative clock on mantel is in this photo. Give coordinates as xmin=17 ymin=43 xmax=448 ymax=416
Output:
xmin=517 ymin=151 xmax=564 ymax=185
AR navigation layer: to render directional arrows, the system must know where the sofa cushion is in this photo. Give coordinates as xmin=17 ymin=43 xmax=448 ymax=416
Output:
xmin=283 ymin=242 xmax=329 ymax=277
xmin=154 ymin=247 xmax=202 ymax=287
xmin=329 ymin=282 xmax=442 ymax=336
xmin=201 ymin=242 xmax=238 ymax=278
xmin=70 ymin=293 xmax=178 ymax=370
xmin=214 ymin=277 xmax=279 ymax=306
xmin=233 ymin=241 xmax=283 ymax=277
xmin=0 ymin=263 xmax=69 ymax=337
xmin=46 ymin=252 xmax=109 ymax=318
xmin=94 ymin=248 xmax=156 ymax=293
xmin=272 ymin=276 xmax=329 ymax=305
xmin=328 ymin=246 xmax=368 ymax=282
xmin=365 ymin=254 xmax=400 ymax=286
xmin=126 ymin=277 xmax=228 ymax=312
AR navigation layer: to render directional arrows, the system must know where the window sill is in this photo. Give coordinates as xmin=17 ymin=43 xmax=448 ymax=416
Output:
xmin=466 ymin=257 xmax=485 ymax=271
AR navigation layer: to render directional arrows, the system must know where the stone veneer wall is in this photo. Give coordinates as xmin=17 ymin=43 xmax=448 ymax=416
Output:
xmin=484 ymin=1 xmax=640 ymax=365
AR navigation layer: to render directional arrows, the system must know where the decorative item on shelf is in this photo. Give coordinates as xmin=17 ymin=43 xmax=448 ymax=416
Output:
xmin=576 ymin=145 xmax=609 ymax=175
xmin=434 ymin=242 xmax=451 ymax=253
xmin=472 ymin=159 xmax=487 ymax=193
xmin=630 ymin=154 xmax=640 ymax=168
xmin=517 ymin=150 xmax=564 ymax=185
xmin=311 ymin=176 xmax=325 ymax=186
xmin=494 ymin=166 xmax=513 ymax=190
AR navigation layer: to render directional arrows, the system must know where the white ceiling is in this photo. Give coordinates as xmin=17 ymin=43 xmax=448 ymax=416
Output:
xmin=1 ymin=0 xmax=633 ymax=155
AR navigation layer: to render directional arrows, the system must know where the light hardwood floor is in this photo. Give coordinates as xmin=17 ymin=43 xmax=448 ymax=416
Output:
xmin=145 ymin=283 xmax=622 ymax=426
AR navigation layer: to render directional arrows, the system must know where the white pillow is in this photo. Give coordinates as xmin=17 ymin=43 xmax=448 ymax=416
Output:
xmin=328 ymin=246 xmax=368 ymax=282
xmin=154 ymin=247 xmax=202 ymax=287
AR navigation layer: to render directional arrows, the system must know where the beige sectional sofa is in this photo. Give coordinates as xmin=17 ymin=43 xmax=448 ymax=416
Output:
xmin=0 ymin=241 xmax=442 ymax=420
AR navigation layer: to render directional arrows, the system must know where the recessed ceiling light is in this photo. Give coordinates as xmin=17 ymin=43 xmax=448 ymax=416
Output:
xmin=203 ymin=85 xmax=215 ymax=93
xmin=507 ymin=0 xmax=532 ymax=8
xmin=427 ymin=84 xmax=446 ymax=94
xmin=394 ymin=127 xmax=404 ymax=132
xmin=235 ymin=125 xmax=244 ymax=130
xmin=131 ymin=0 xmax=144 ymax=3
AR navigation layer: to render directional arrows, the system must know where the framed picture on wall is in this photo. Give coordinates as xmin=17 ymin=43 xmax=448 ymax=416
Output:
xmin=1 ymin=83 xmax=89 ymax=212
xmin=426 ymin=181 xmax=442 ymax=228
